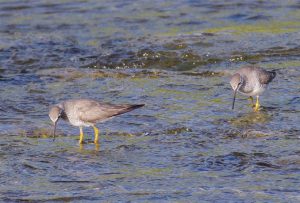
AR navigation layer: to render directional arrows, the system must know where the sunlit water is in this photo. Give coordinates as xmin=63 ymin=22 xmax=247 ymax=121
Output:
xmin=0 ymin=0 xmax=300 ymax=202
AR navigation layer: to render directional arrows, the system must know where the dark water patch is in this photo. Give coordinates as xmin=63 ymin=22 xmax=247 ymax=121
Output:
xmin=0 ymin=4 xmax=31 ymax=11
xmin=80 ymin=36 xmax=223 ymax=70
xmin=12 ymin=57 xmax=38 ymax=66
xmin=193 ymin=41 xmax=214 ymax=47
xmin=246 ymin=15 xmax=271 ymax=21
xmin=81 ymin=35 xmax=300 ymax=71
xmin=287 ymin=96 xmax=300 ymax=105
xmin=288 ymin=2 xmax=300 ymax=9
xmin=165 ymin=127 xmax=193 ymax=135
xmin=84 ymin=47 xmax=221 ymax=70
xmin=34 ymin=1 xmax=90 ymax=14
xmin=182 ymin=70 xmax=225 ymax=77
xmin=276 ymin=155 xmax=300 ymax=166
xmin=37 ymin=68 xmax=167 ymax=82
xmin=106 ymin=131 xmax=138 ymax=137
xmin=222 ymin=128 xmax=275 ymax=139
xmin=5 ymin=74 xmax=42 ymax=85
xmin=22 ymin=160 xmax=49 ymax=172
xmin=0 ymin=117 xmax=23 ymax=125
xmin=3 ymin=195 xmax=96 ymax=202
xmin=260 ymin=46 xmax=300 ymax=58
xmin=0 ymin=37 xmax=91 ymax=74
xmin=114 ymin=17 xmax=149 ymax=24
xmin=188 ymin=152 xmax=251 ymax=172
xmin=71 ymin=33 xmax=300 ymax=71
xmin=227 ymin=13 xmax=271 ymax=22
xmin=229 ymin=53 xmax=262 ymax=63
xmin=227 ymin=13 xmax=248 ymax=21
xmin=255 ymin=162 xmax=281 ymax=169
xmin=159 ymin=83 xmax=205 ymax=93
xmin=116 ymin=144 xmax=142 ymax=152
xmin=163 ymin=40 xmax=188 ymax=50
xmin=49 ymin=179 xmax=92 ymax=183
xmin=282 ymin=129 xmax=300 ymax=140
xmin=176 ymin=20 xmax=205 ymax=26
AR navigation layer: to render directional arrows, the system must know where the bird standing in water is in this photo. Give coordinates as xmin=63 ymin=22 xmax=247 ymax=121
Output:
xmin=49 ymin=99 xmax=144 ymax=144
xmin=230 ymin=66 xmax=276 ymax=112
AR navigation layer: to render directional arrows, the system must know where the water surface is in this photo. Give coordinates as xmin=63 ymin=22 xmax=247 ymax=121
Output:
xmin=0 ymin=0 xmax=300 ymax=202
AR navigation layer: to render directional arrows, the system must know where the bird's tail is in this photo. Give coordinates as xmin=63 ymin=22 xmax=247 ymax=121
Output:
xmin=112 ymin=104 xmax=145 ymax=117
xmin=269 ymin=70 xmax=276 ymax=81
xmin=126 ymin=104 xmax=145 ymax=111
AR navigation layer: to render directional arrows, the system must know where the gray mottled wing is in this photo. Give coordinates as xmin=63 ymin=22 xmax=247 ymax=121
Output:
xmin=258 ymin=70 xmax=276 ymax=84
xmin=239 ymin=66 xmax=276 ymax=85
xmin=78 ymin=101 xmax=142 ymax=123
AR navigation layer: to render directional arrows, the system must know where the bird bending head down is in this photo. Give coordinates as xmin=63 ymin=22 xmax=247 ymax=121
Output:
xmin=49 ymin=105 xmax=63 ymax=141
xmin=229 ymin=66 xmax=276 ymax=112
xmin=230 ymin=73 xmax=243 ymax=110
xmin=48 ymin=99 xmax=145 ymax=144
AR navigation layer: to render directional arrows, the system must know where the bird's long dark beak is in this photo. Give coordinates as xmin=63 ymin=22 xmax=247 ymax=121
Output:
xmin=53 ymin=120 xmax=58 ymax=141
xmin=232 ymin=88 xmax=238 ymax=110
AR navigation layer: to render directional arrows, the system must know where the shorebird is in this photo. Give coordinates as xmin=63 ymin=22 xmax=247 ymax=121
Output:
xmin=49 ymin=99 xmax=144 ymax=144
xmin=230 ymin=66 xmax=276 ymax=112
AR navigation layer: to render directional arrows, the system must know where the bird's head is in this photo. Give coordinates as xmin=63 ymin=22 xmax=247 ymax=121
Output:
xmin=49 ymin=106 xmax=63 ymax=141
xmin=230 ymin=73 xmax=243 ymax=91
xmin=230 ymin=73 xmax=243 ymax=110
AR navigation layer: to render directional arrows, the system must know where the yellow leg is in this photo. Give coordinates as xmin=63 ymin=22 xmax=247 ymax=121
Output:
xmin=254 ymin=96 xmax=260 ymax=112
xmin=79 ymin=143 xmax=84 ymax=151
xmin=95 ymin=143 xmax=100 ymax=151
xmin=79 ymin=127 xmax=84 ymax=144
xmin=93 ymin=126 xmax=99 ymax=144
xmin=248 ymin=96 xmax=254 ymax=107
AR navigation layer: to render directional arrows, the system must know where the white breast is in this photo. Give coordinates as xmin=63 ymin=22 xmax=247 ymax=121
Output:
xmin=64 ymin=107 xmax=92 ymax=127
xmin=243 ymin=84 xmax=267 ymax=97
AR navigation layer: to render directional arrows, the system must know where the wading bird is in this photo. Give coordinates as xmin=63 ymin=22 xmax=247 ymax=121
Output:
xmin=230 ymin=66 xmax=276 ymax=112
xmin=49 ymin=99 xmax=144 ymax=144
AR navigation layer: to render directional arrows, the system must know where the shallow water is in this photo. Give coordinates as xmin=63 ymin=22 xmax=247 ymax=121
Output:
xmin=0 ymin=0 xmax=300 ymax=202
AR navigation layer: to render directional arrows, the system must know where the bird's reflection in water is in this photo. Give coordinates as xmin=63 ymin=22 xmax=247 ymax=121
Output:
xmin=79 ymin=142 xmax=100 ymax=152
xmin=229 ymin=108 xmax=273 ymax=127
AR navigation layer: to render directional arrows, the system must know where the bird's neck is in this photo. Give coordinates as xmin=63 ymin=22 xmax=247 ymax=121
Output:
xmin=57 ymin=103 xmax=64 ymax=109
xmin=60 ymin=109 xmax=68 ymax=121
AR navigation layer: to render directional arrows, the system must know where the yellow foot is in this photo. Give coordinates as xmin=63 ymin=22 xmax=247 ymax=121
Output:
xmin=253 ymin=105 xmax=260 ymax=112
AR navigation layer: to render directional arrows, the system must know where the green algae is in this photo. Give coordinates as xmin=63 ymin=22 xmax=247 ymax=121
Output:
xmin=204 ymin=21 xmax=300 ymax=34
